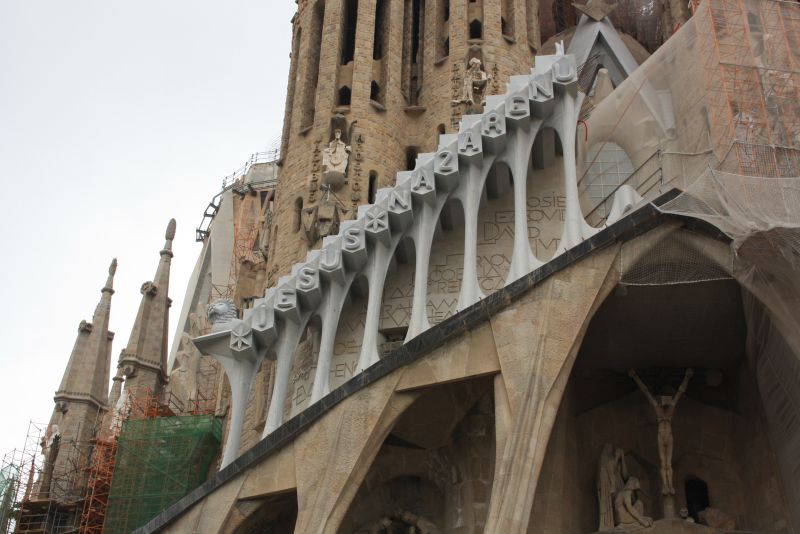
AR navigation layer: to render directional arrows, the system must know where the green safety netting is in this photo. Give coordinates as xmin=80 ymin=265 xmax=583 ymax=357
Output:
xmin=104 ymin=415 xmax=221 ymax=534
xmin=0 ymin=464 xmax=20 ymax=532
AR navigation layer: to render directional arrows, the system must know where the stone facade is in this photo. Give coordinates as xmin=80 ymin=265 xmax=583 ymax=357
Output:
xmin=29 ymin=0 xmax=800 ymax=532
xmin=139 ymin=0 xmax=800 ymax=531
xmin=269 ymin=0 xmax=541 ymax=286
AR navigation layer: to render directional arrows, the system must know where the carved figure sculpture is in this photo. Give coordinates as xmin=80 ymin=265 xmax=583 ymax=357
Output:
xmin=614 ymin=477 xmax=653 ymax=529
xmin=321 ymin=129 xmax=351 ymax=189
xmin=597 ymin=443 xmax=628 ymax=531
xmin=459 ymin=58 xmax=489 ymax=106
xmin=628 ymin=368 xmax=693 ymax=495
xmin=207 ymin=299 xmax=239 ymax=332
xmin=170 ymin=333 xmax=200 ymax=403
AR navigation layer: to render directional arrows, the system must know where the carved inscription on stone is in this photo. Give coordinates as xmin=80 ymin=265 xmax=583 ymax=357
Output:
xmin=378 ymin=160 xmax=568 ymax=329
xmin=309 ymin=139 xmax=322 ymax=203
xmin=451 ymin=62 xmax=464 ymax=130
xmin=351 ymin=132 xmax=365 ymax=213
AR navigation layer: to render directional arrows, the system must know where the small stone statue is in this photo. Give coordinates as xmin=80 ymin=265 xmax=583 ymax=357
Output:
xmin=458 ymin=58 xmax=490 ymax=106
xmin=170 ymin=333 xmax=200 ymax=403
xmin=597 ymin=443 xmax=628 ymax=531
xmin=628 ymin=368 xmax=693 ymax=495
xmin=614 ymin=477 xmax=653 ymax=529
xmin=321 ymin=128 xmax=351 ymax=189
xmin=207 ymin=299 xmax=239 ymax=332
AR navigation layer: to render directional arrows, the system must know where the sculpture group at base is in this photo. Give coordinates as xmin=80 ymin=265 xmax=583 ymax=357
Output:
xmin=596 ymin=368 xmax=694 ymax=531
xmin=597 ymin=443 xmax=653 ymax=531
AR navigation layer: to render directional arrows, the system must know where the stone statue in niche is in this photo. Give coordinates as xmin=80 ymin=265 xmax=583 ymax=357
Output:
xmin=628 ymin=368 xmax=693 ymax=496
xmin=456 ymin=57 xmax=490 ymax=107
xmin=614 ymin=477 xmax=653 ymax=529
xmin=321 ymin=128 xmax=351 ymax=189
xmin=597 ymin=443 xmax=628 ymax=531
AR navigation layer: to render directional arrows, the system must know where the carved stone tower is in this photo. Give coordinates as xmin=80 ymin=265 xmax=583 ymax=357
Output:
xmin=268 ymin=0 xmax=544 ymax=284
xmin=41 ymin=259 xmax=116 ymax=500
xmin=116 ymin=219 xmax=176 ymax=398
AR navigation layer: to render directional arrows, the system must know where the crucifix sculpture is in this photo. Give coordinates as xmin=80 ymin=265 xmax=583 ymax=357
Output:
xmin=628 ymin=368 xmax=693 ymax=496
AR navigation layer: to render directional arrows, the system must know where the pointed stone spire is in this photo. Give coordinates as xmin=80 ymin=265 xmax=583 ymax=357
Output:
xmin=118 ymin=219 xmax=176 ymax=396
xmin=54 ymin=258 xmax=117 ymax=411
xmin=42 ymin=259 xmax=117 ymax=500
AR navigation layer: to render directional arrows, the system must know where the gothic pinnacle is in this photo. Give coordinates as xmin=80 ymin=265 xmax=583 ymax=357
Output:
xmin=163 ymin=218 xmax=177 ymax=255
xmin=103 ymin=257 xmax=118 ymax=294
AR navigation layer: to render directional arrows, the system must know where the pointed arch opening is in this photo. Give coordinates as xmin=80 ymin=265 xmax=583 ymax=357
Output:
xmin=526 ymin=236 xmax=799 ymax=532
xmin=527 ymin=127 xmax=567 ymax=262
xmin=402 ymin=0 xmax=425 ymax=105
xmin=426 ymin=198 xmax=465 ymax=325
xmin=331 ymin=275 xmax=369 ymax=390
xmin=233 ymin=491 xmax=298 ymax=533
xmin=476 ymin=161 xmax=515 ymax=293
xmin=286 ymin=315 xmax=322 ymax=418
xmin=339 ymin=377 xmax=495 ymax=532
xmin=338 ymin=85 xmax=352 ymax=107
xmin=300 ymin=0 xmax=325 ymax=130
xmin=469 ymin=19 xmax=483 ymax=40
xmin=380 ymin=236 xmax=416 ymax=349
xmin=368 ymin=171 xmax=378 ymax=204
xmin=341 ymin=0 xmax=358 ymax=65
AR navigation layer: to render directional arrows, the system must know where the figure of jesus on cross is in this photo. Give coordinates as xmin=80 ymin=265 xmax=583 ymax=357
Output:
xmin=628 ymin=368 xmax=693 ymax=495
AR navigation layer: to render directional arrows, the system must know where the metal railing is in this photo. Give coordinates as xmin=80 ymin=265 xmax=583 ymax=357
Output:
xmin=583 ymin=149 xmax=664 ymax=226
xmin=220 ymin=149 xmax=280 ymax=190
xmin=196 ymin=149 xmax=280 ymax=242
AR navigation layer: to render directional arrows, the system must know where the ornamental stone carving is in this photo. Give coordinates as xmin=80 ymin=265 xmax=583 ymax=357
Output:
xmin=597 ymin=443 xmax=627 ymax=531
xmin=207 ymin=299 xmax=239 ymax=332
xmin=321 ymin=128 xmax=351 ymax=189
xmin=140 ymin=281 xmax=158 ymax=296
xmin=614 ymin=477 xmax=653 ymax=529
xmin=456 ymin=58 xmax=490 ymax=106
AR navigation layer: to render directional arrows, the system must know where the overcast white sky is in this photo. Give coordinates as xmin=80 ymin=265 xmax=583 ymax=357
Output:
xmin=0 ymin=1 xmax=295 ymax=458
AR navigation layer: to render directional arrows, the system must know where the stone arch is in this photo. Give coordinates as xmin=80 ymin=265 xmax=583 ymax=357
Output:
xmin=331 ymin=275 xmax=369 ymax=390
xmin=528 ymin=126 xmax=567 ymax=262
xmin=426 ymin=197 xmax=466 ymax=325
xmin=337 ymin=85 xmax=352 ymax=106
xmin=381 ymin=236 xmax=416 ymax=346
xmin=469 ymin=18 xmax=483 ymax=39
xmin=338 ymin=377 xmax=496 ymax=532
xmin=476 ymin=161 xmax=515 ymax=292
xmin=523 ymin=228 xmax=799 ymax=533
xmin=286 ymin=314 xmax=322 ymax=418
xmin=231 ymin=491 xmax=298 ymax=534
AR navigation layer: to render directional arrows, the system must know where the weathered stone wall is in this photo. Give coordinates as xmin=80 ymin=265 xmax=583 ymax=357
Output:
xmin=266 ymin=0 xmax=538 ymax=287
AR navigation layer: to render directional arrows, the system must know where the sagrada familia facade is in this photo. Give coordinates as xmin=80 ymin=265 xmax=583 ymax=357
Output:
xmin=12 ymin=0 xmax=800 ymax=532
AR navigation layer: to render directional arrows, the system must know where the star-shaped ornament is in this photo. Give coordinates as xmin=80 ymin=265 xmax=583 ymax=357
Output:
xmin=573 ymin=0 xmax=618 ymax=21
xmin=231 ymin=322 xmax=253 ymax=351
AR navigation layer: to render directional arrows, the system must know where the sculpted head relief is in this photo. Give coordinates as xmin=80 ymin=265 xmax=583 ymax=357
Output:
xmin=207 ymin=299 xmax=239 ymax=332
